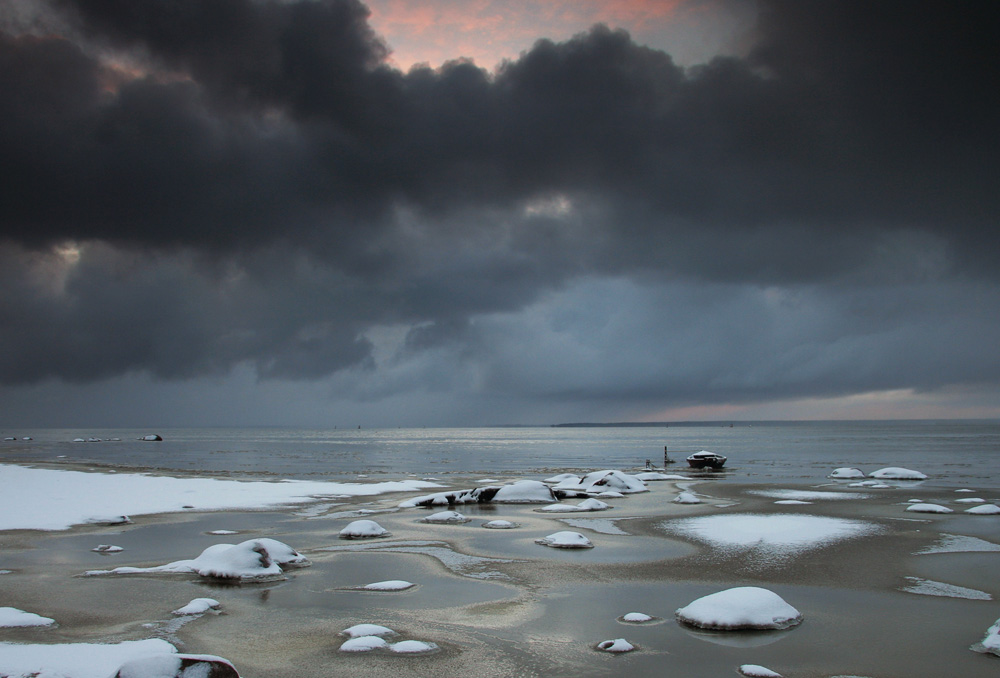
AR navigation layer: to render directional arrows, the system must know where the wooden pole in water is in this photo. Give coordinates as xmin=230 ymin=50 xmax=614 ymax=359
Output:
xmin=664 ymin=445 xmax=670 ymax=467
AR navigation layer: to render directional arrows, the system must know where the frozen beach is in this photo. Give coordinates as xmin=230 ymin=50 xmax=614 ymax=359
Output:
xmin=1 ymin=425 xmax=1000 ymax=677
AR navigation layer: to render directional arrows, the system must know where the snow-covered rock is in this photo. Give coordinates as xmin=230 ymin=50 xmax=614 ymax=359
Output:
xmin=955 ymin=497 xmax=985 ymax=503
xmin=621 ymin=612 xmax=653 ymax=623
xmin=972 ymin=617 xmax=1000 ymax=656
xmin=140 ymin=434 xmax=163 ymax=442
xmin=828 ymin=467 xmax=865 ymax=479
xmin=92 ymin=544 xmax=124 ymax=553
xmin=86 ymin=538 xmax=304 ymax=581
xmin=482 ymin=520 xmax=519 ymax=529
xmin=493 ymin=480 xmax=559 ymax=503
xmin=340 ymin=636 xmax=388 ymax=652
xmin=0 ymin=607 xmax=55 ymax=627
xmin=550 ymin=470 xmax=647 ymax=496
xmin=172 ymin=598 xmax=220 ymax=615
xmin=535 ymin=531 xmax=594 ymax=549
xmin=340 ymin=624 xmax=397 ymax=638
xmin=675 ymin=587 xmax=802 ymax=630
xmin=112 ymin=653 xmax=237 ymax=678
xmin=388 ymin=640 xmax=438 ymax=654
xmin=538 ymin=498 xmax=610 ymax=513
xmin=672 ymin=492 xmax=701 ymax=504
xmin=362 ymin=580 xmax=414 ymax=591
xmin=596 ymin=638 xmax=634 ymax=653
xmin=420 ymin=510 xmax=470 ymax=524
xmin=740 ymin=664 xmax=783 ymax=678
xmin=966 ymin=504 xmax=1000 ymax=515
xmin=400 ymin=480 xmax=556 ymax=507
xmin=340 ymin=519 xmax=390 ymax=538
xmin=905 ymin=503 xmax=953 ymax=514
xmin=869 ymin=467 xmax=927 ymax=480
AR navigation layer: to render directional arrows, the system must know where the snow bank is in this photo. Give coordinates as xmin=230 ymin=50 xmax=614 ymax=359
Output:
xmin=0 ymin=464 xmax=440 ymax=531
xmin=675 ymin=587 xmax=802 ymax=630
xmin=535 ymin=531 xmax=594 ymax=549
xmin=869 ymin=467 xmax=927 ymax=480
xmin=0 ymin=607 xmax=55 ymax=628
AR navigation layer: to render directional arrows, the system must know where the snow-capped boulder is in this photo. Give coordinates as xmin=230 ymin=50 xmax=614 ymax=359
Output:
xmin=253 ymin=537 xmax=310 ymax=566
xmin=172 ymin=598 xmax=220 ymax=615
xmin=673 ymin=492 xmax=701 ymax=504
xmin=340 ymin=636 xmax=388 ymax=652
xmin=972 ymin=617 xmax=1000 ymax=656
xmin=388 ymin=640 xmax=438 ymax=654
xmin=870 ymin=467 xmax=927 ymax=480
xmin=340 ymin=519 xmax=390 ymax=539
xmin=538 ymin=498 xmax=610 ymax=513
xmin=93 ymin=544 xmax=124 ymax=553
xmin=740 ymin=665 xmax=783 ymax=678
xmin=341 ymin=624 xmax=397 ymax=638
xmin=966 ymin=504 xmax=1000 ymax=515
xmin=596 ymin=638 xmax=635 ymax=653
xmin=113 ymin=653 xmax=238 ymax=678
xmin=828 ymin=467 xmax=865 ymax=479
xmin=675 ymin=587 xmax=802 ymax=630
xmin=398 ymin=486 xmax=502 ymax=508
xmin=420 ymin=510 xmax=470 ymax=524
xmin=621 ymin=612 xmax=654 ymax=623
xmin=535 ymin=531 xmax=594 ymax=549
xmin=492 ymin=480 xmax=558 ymax=503
xmin=140 ymin=434 xmax=163 ymax=442
xmin=906 ymin=503 xmax=953 ymax=514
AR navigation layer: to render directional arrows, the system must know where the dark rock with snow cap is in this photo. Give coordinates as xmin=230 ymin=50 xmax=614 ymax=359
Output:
xmin=114 ymin=653 xmax=239 ymax=678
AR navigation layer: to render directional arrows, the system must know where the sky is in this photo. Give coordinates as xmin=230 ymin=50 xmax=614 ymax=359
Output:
xmin=1 ymin=0 xmax=999 ymax=428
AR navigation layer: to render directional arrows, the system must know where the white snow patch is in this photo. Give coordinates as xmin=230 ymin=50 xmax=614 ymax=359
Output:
xmin=0 ymin=639 xmax=175 ymax=678
xmin=774 ymin=500 xmax=812 ymax=505
xmin=901 ymin=577 xmax=991 ymax=600
xmin=341 ymin=624 xmax=397 ymax=638
xmin=482 ymin=520 xmax=519 ymax=529
xmin=661 ymin=513 xmax=881 ymax=564
xmin=749 ymin=489 xmax=870 ymax=501
xmin=340 ymin=636 xmax=388 ymax=652
xmin=954 ymin=497 xmax=986 ymax=504
xmin=538 ymin=498 xmax=610 ymax=513
xmin=0 ymin=608 xmax=55 ymax=628
xmin=676 ymin=587 xmax=802 ymax=630
xmin=389 ymin=640 xmax=438 ymax=654
xmin=673 ymin=492 xmax=701 ymax=504
xmin=0 ymin=464 xmax=440 ymax=531
xmin=535 ymin=531 xmax=594 ymax=549
xmin=915 ymin=534 xmax=1000 ymax=554
xmin=905 ymin=503 xmax=953 ymax=514
xmin=972 ymin=618 xmax=1000 ymax=656
xmin=207 ymin=529 xmax=238 ymax=535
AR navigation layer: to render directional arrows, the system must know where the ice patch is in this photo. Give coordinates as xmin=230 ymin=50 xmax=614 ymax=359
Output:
xmin=321 ymin=540 xmax=520 ymax=579
xmin=0 ymin=607 xmax=55 ymax=628
xmin=559 ymin=517 xmax=631 ymax=535
xmin=901 ymin=577 xmax=991 ymax=600
xmin=748 ymin=489 xmax=870 ymax=501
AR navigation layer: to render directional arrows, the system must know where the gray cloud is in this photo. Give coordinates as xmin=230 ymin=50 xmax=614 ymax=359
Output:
xmin=1 ymin=0 xmax=998 ymax=423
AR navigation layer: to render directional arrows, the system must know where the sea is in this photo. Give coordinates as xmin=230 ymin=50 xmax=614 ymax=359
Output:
xmin=2 ymin=420 xmax=999 ymax=489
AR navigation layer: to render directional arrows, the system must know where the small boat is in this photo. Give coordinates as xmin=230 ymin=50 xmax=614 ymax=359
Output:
xmin=686 ymin=451 xmax=727 ymax=469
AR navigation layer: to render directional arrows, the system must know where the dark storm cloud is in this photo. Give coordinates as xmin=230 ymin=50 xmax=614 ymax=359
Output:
xmin=1 ymin=0 xmax=999 ymax=403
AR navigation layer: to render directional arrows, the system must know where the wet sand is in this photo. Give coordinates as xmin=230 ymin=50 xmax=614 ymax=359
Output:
xmin=2 ymin=471 xmax=999 ymax=677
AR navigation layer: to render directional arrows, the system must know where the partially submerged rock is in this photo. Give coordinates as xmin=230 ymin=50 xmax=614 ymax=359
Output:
xmin=172 ymin=598 xmax=220 ymax=616
xmin=420 ymin=510 xmax=470 ymax=524
xmin=869 ymin=467 xmax=927 ymax=480
xmin=675 ymin=586 xmax=802 ymax=630
xmin=828 ymin=467 xmax=865 ymax=479
xmin=972 ymin=617 xmax=1000 ymax=656
xmin=596 ymin=638 xmax=635 ymax=653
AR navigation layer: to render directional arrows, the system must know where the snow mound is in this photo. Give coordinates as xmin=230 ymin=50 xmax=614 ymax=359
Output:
xmin=113 ymin=652 xmax=238 ymax=678
xmin=363 ymin=580 xmax=414 ymax=591
xmin=740 ymin=664 xmax=783 ymax=678
xmin=828 ymin=467 xmax=865 ymax=479
xmin=954 ymin=497 xmax=985 ymax=503
xmin=389 ymin=640 xmax=438 ymax=654
xmin=905 ymin=503 xmax=953 ymax=514
xmin=972 ymin=617 xmax=1000 ymax=656
xmin=676 ymin=587 xmax=802 ymax=630
xmin=869 ymin=467 xmax=927 ymax=480
xmin=0 ymin=607 xmax=55 ymax=627
xmin=596 ymin=638 xmax=635 ymax=653
xmin=92 ymin=544 xmax=124 ymax=553
xmin=493 ymin=480 xmax=559 ymax=503
xmin=341 ymin=624 xmax=397 ymax=638
xmin=340 ymin=519 xmax=390 ymax=538
xmin=399 ymin=481 xmax=555 ymax=507
xmin=420 ymin=510 xmax=470 ymax=524
xmin=172 ymin=598 xmax=220 ymax=615
xmin=86 ymin=538 xmax=305 ymax=581
xmin=538 ymin=498 xmax=610 ymax=513
xmin=966 ymin=504 xmax=1000 ymax=515
xmin=673 ymin=492 xmax=701 ymax=504
xmin=535 ymin=531 xmax=594 ymax=549
xmin=482 ymin=520 xmax=519 ymax=529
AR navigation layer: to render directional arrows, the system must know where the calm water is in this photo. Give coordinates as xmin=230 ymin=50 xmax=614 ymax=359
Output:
xmin=1 ymin=421 xmax=999 ymax=488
